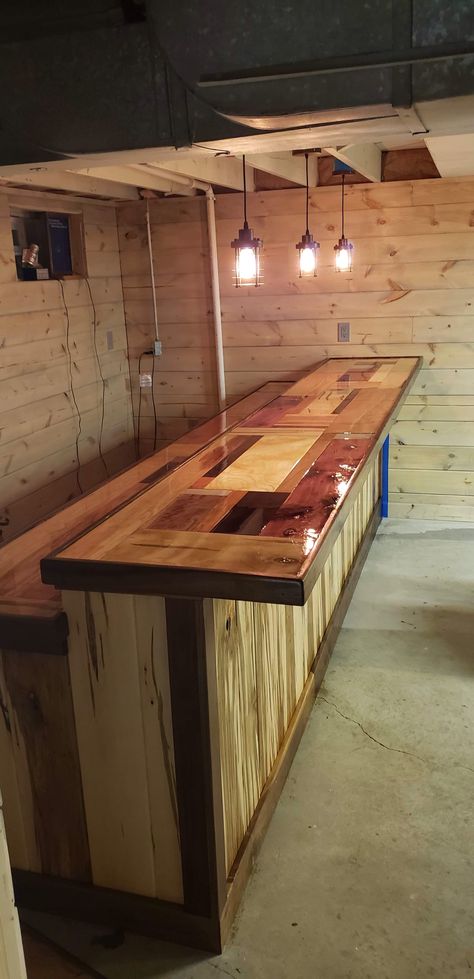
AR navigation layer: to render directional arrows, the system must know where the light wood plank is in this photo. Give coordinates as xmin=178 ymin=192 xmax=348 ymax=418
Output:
xmin=0 ymin=803 xmax=27 ymax=979
xmin=64 ymin=591 xmax=168 ymax=898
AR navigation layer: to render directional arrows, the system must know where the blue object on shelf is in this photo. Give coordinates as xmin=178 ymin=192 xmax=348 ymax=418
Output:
xmin=47 ymin=213 xmax=73 ymax=275
xmin=381 ymin=435 xmax=390 ymax=518
xmin=332 ymin=159 xmax=354 ymax=176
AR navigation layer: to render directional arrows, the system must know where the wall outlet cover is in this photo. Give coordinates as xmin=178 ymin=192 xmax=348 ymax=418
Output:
xmin=338 ymin=321 xmax=351 ymax=342
xmin=154 ymin=340 xmax=162 ymax=356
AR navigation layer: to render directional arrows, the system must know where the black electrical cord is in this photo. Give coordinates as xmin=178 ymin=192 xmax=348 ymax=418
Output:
xmin=341 ymin=171 xmax=345 ymax=239
xmin=137 ymin=349 xmax=157 ymax=456
xmin=84 ymin=277 xmax=109 ymax=480
xmin=305 ymin=152 xmax=309 ymax=235
xmin=59 ymin=279 xmax=84 ymax=495
xmin=242 ymin=154 xmax=248 ymax=226
xmin=150 ymin=350 xmax=158 ymax=452
xmin=137 ymin=351 xmax=146 ymax=456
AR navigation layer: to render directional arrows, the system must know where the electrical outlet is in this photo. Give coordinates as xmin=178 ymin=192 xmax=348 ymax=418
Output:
xmin=106 ymin=329 xmax=114 ymax=350
xmin=338 ymin=321 xmax=351 ymax=342
xmin=139 ymin=373 xmax=152 ymax=389
xmin=154 ymin=340 xmax=162 ymax=356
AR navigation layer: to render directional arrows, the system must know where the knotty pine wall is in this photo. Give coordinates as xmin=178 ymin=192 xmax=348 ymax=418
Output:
xmin=0 ymin=191 xmax=134 ymax=543
xmin=117 ymin=199 xmax=219 ymax=452
xmin=118 ymin=176 xmax=474 ymax=523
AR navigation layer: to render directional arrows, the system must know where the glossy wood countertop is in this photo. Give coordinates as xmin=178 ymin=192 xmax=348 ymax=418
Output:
xmin=42 ymin=357 xmax=421 ymax=605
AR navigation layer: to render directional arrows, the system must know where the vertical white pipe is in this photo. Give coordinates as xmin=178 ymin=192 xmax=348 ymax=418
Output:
xmin=146 ymin=199 xmax=160 ymax=343
xmin=206 ymin=187 xmax=226 ymax=411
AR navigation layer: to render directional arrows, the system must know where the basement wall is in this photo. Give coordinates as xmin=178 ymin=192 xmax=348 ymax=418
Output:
xmin=118 ymin=176 xmax=474 ymax=523
xmin=0 ymin=190 xmax=134 ymax=543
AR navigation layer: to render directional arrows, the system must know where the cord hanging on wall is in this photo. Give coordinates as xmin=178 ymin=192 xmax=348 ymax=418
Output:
xmin=296 ymin=152 xmax=319 ymax=277
xmin=334 ymin=169 xmax=354 ymax=272
xmin=231 ymin=155 xmax=262 ymax=287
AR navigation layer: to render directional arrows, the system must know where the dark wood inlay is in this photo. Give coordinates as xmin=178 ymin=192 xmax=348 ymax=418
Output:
xmin=166 ymin=598 xmax=223 ymax=917
xmin=202 ymin=436 xmax=260 ymax=479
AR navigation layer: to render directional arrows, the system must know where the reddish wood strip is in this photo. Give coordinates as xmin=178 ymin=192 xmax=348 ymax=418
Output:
xmin=241 ymin=397 xmax=303 ymax=428
xmin=260 ymin=438 xmax=374 ymax=540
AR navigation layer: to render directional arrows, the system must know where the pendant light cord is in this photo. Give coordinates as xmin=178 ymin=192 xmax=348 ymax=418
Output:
xmin=341 ymin=171 xmax=345 ymax=239
xmin=305 ymin=152 xmax=310 ymax=235
xmin=242 ymin=154 xmax=248 ymax=227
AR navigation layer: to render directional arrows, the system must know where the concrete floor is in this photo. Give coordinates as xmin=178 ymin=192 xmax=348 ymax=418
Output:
xmin=24 ymin=519 xmax=474 ymax=979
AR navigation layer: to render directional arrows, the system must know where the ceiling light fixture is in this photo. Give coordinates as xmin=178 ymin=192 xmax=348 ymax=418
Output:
xmin=334 ymin=170 xmax=354 ymax=272
xmin=296 ymin=152 xmax=319 ymax=277
xmin=231 ymin=155 xmax=262 ymax=287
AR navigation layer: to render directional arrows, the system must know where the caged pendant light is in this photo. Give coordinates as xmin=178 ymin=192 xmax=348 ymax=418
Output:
xmin=231 ymin=155 xmax=262 ymax=287
xmin=334 ymin=171 xmax=354 ymax=272
xmin=296 ymin=152 xmax=319 ymax=276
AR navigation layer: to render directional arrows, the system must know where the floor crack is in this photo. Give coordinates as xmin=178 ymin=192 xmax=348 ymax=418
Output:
xmin=209 ymin=963 xmax=239 ymax=979
xmin=318 ymin=696 xmax=427 ymax=765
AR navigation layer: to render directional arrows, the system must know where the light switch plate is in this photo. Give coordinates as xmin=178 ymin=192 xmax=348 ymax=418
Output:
xmin=338 ymin=321 xmax=351 ymax=342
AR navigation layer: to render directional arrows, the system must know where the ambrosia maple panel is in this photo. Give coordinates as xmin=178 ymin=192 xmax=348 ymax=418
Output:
xmin=213 ymin=457 xmax=378 ymax=874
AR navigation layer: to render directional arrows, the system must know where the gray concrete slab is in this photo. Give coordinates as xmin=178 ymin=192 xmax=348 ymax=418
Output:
xmin=23 ymin=519 xmax=474 ymax=979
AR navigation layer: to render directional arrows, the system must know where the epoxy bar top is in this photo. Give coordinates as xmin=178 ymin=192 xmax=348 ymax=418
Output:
xmin=42 ymin=357 xmax=421 ymax=605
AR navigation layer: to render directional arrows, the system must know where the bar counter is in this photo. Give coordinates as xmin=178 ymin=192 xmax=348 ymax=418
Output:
xmin=16 ymin=357 xmax=420 ymax=951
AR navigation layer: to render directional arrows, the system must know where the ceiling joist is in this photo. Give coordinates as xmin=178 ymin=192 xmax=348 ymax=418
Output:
xmin=147 ymin=155 xmax=255 ymax=191
xmin=247 ymin=152 xmax=318 ymax=186
xmin=77 ymin=165 xmax=197 ymax=196
xmin=424 ymin=133 xmax=474 ymax=177
xmin=325 ymin=143 xmax=382 ymax=182
xmin=0 ymin=168 xmax=140 ymax=200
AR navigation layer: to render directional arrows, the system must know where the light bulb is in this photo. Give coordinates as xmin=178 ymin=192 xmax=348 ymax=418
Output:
xmin=334 ymin=238 xmax=353 ymax=272
xmin=237 ymin=246 xmax=257 ymax=283
xmin=335 ymin=248 xmax=350 ymax=271
xmin=299 ymin=246 xmax=316 ymax=275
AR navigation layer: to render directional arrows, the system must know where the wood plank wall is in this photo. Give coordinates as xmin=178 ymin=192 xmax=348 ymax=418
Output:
xmin=0 ymin=191 xmax=135 ymax=543
xmin=117 ymin=200 xmax=219 ymax=454
xmin=118 ymin=177 xmax=474 ymax=522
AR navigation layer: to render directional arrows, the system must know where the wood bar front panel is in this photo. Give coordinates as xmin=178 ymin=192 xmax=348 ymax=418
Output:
xmin=63 ymin=592 xmax=183 ymax=903
xmin=0 ymin=648 xmax=90 ymax=881
xmin=212 ymin=458 xmax=379 ymax=873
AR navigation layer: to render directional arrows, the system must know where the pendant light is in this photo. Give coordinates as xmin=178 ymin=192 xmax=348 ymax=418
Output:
xmin=296 ymin=152 xmax=319 ymax=277
xmin=231 ymin=155 xmax=262 ymax=287
xmin=334 ymin=171 xmax=354 ymax=272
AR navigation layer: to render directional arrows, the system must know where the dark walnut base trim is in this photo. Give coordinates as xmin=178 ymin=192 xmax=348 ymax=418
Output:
xmin=0 ymin=609 xmax=68 ymax=654
xmin=14 ymin=501 xmax=380 ymax=954
xmin=13 ymin=871 xmax=221 ymax=953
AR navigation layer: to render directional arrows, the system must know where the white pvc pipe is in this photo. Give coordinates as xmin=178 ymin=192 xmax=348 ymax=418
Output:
xmin=205 ymin=187 xmax=226 ymax=411
xmin=148 ymin=165 xmax=210 ymax=193
xmin=144 ymin=185 xmax=225 ymax=410
xmin=146 ymin=199 xmax=160 ymax=343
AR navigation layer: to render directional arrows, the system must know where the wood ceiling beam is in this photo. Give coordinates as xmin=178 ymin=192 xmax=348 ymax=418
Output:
xmin=247 ymin=152 xmax=318 ymax=186
xmin=147 ymin=156 xmax=254 ymax=191
xmin=325 ymin=143 xmax=382 ymax=182
xmin=0 ymin=168 xmax=140 ymax=200
xmin=424 ymin=134 xmax=474 ymax=177
xmin=77 ymin=165 xmax=197 ymax=196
